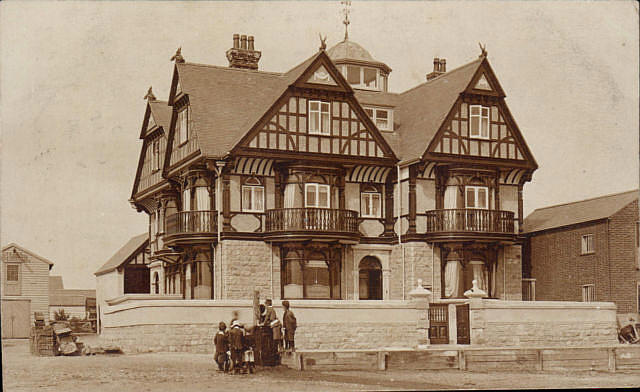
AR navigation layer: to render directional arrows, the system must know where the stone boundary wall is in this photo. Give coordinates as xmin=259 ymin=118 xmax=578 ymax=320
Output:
xmin=100 ymin=296 xmax=417 ymax=353
xmin=469 ymin=299 xmax=618 ymax=347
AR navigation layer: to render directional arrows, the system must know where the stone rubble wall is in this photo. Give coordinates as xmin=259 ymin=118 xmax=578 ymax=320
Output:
xmin=469 ymin=299 xmax=618 ymax=347
xmin=100 ymin=298 xmax=417 ymax=353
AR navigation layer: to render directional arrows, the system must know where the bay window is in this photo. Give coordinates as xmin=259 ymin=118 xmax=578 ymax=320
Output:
xmin=282 ymin=249 xmax=341 ymax=299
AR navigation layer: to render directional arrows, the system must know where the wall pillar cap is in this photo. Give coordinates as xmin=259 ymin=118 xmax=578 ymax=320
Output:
xmin=409 ymin=279 xmax=432 ymax=299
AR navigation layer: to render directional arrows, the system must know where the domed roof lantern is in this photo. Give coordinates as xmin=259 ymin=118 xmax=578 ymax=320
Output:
xmin=328 ymin=1 xmax=391 ymax=91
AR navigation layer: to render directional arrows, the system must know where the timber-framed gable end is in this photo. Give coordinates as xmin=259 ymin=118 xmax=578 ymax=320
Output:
xmin=230 ymin=51 xmax=397 ymax=163
xmin=423 ymin=60 xmax=537 ymax=170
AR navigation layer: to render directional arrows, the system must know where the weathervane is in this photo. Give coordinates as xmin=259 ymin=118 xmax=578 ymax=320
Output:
xmin=341 ymin=0 xmax=351 ymax=41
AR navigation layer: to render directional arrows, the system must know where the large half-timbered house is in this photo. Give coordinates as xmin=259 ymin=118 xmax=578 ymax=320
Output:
xmin=129 ymin=33 xmax=537 ymax=304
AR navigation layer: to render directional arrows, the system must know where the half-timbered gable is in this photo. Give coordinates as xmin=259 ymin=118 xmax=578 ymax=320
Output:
xmin=131 ymin=100 xmax=172 ymax=201
xmin=234 ymin=52 xmax=396 ymax=163
xmin=424 ymin=58 xmax=536 ymax=169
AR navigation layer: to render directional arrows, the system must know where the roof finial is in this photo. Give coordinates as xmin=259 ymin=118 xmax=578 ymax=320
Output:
xmin=170 ymin=47 xmax=185 ymax=63
xmin=319 ymin=33 xmax=327 ymax=52
xmin=341 ymin=0 xmax=351 ymax=41
xmin=478 ymin=42 xmax=487 ymax=58
xmin=143 ymin=86 xmax=156 ymax=101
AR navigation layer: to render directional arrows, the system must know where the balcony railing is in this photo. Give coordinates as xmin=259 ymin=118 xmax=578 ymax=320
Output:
xmin=165 ymin=210 xmax=217 ymax=236
xmin=265 ymin=208 xmax=359 ymax=234
xmin=425 ymin=209 xmax=515 ymax=235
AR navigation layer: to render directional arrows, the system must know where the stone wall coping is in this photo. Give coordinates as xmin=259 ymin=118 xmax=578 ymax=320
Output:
xmin=469 ymin=299 xmax=617 ymax=311
xmin=106 ymin=294 xmax=183 ymax=306
xmin=104 ymin=298 xmax=416 ymax=314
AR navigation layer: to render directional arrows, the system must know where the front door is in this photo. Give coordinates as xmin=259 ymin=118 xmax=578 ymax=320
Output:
xmin=456 ymin=304 xmax=470 ymax=344
xmin=428 ymin=303 xmax=449 ymax=344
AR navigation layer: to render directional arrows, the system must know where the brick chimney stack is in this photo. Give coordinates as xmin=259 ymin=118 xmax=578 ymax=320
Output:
xmin=426 ymin=57 xmax=447 ymax=81
xmin=226 ymin=33 xmax=262 ymax=70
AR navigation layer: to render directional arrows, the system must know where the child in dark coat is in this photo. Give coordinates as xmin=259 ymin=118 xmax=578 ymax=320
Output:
xmin=229 ymin=320 xmax=245 ymax=374
xmin=214 ymin=322 xmax=229 ymax=372
xmin=282 ymin=300 xmax=297 ymax=352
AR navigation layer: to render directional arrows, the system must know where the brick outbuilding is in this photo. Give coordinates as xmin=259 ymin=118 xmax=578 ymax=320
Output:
xmin=522 ymin=190 xmax=639 ymax=321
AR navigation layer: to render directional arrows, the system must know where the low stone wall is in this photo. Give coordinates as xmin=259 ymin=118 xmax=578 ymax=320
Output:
xmin=100 ymin=296 xmax=417 ymax=353
xmin=469 ymin=299 xmax=618 ymax=347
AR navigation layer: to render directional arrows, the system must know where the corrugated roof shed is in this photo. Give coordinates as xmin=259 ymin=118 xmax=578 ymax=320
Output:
xmin=522 ymin=190 xmax=639 ymax=233
xmin=95 ymin=233 xmax=148 ymax=276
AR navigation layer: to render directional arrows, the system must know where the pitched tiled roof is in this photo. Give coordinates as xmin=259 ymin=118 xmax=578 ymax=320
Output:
xmin=166 ymin=47 xmax=484 ymax=162
xmin=148 ymin=100 xmax=172 ymax=131
xmin=522 ymin=190 xmax=639 ymax=233
xmin=49 ymin=276 xmax=64 ymax=290
xmin=175 ymin=52 xmax=321 ymax=159
xmin=352 ymin=58 xmax=482 ymax=161
xmin=395 ymin=58 xmax=482 ymax=161
xmin=94 ymin=233 xmax=148 ymax=276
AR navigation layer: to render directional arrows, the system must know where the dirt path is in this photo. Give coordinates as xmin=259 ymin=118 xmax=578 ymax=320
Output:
xmin=4 ymin=339 xmax=639 ymax=391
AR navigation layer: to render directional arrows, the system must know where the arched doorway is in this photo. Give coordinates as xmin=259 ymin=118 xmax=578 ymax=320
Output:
xmin=359 ymin=256 xmax=382 ymax=300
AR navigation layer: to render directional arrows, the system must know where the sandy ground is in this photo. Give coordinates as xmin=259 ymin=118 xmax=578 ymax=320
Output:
xmin=3 ymin=337 xmax=640 ymax=391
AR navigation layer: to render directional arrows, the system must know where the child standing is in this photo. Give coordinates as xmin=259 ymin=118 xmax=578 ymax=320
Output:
xmin=214 ymin=321 xmax=229 ymax=372
xmin=282 ymin=300 xmax=297 ymax=353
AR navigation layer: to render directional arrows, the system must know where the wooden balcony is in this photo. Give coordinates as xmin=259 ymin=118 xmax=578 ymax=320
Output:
xmin=425 ymin=209 xmax=516 ymax=242
xmin=164 ymin=210 xmax=218 ymax=246
xmin=264 ymin=208 xmax=360 ymax=243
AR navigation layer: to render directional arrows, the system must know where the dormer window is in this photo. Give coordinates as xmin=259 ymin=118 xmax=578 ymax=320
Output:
xmin=152 ymin=140 xmax=160 ymax=171
xmin=469 ymin=105 xmax=489 ymax=139
xmin=308 ymin=101 xmax=330 ymax=135
xmin=344 ymin=65 xmax=379 ymax=90
xmin=177 ymin=109 xmax=188 ymax=145
xmin=364 ymin=107 xmax=393 ymax=131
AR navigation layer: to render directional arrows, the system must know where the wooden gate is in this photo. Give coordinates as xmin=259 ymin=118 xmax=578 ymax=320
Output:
xmin=456 ymin=303 xmax=470 ymax=345
xmin=428 ymin=303 xmax=449 ymax=344
xmin=1 ymin=299 xmax=31 ymax=338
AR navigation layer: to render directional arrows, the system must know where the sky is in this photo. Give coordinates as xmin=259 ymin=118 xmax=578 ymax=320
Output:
xmin=1 ymin=1 xmax=638 ymax=289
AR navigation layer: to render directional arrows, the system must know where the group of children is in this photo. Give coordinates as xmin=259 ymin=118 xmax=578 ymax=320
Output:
xmin=214 ymin=319 xmax=256 ymax=374
xmin=213 ymin=299 xmax=297 ymax=374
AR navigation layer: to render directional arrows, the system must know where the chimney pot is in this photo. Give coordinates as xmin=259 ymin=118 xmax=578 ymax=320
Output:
xmin=233 ymin=34 xmax=240 ymax=49
xmin=240 ymin=35 xmax=247 ymax=50
xmin=440 ymin=59 xmax=446 ymax=72
xmin=248 ymin=36 xmax=254 ymax=51
xmin=433 ymin=57 xmax=440 ymax=72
